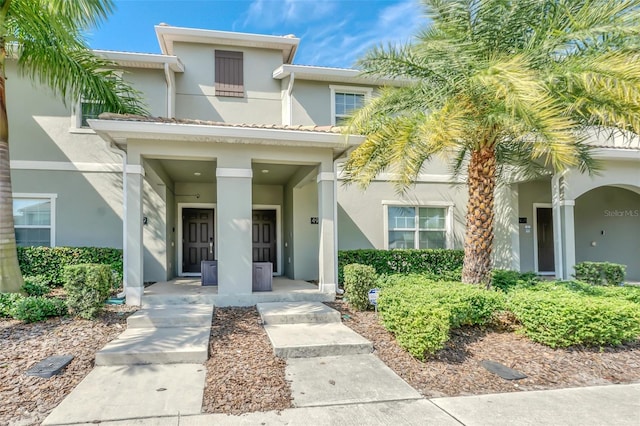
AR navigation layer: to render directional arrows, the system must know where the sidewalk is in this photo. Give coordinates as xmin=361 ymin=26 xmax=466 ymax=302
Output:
xmin=48 ymin=383 xmax=640 ymax=425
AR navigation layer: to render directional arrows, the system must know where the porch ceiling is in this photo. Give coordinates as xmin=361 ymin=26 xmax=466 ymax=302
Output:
xmin=154 ymin=158 xmax=306 ymax=185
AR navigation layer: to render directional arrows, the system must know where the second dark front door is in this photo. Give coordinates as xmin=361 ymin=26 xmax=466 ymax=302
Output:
xmin=252 ymin=210 xmax=276 ymax=273
xmin=536 ymin=207 xmax=555 ymax=273
xmin=183 ymin=208 xmax=214 ymax=273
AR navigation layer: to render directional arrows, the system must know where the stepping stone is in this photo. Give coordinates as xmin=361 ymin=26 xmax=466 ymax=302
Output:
xmin=26 ymin=355 xmax=74 ymax=378
xmin=264 ymin=323 xmax=372 ymax=358
xmin=257 ymin=301 xmax=341 ymax=324
xmin=127 ymin=305 xmax=214 ymax=328
xmin=481 ymin=360 xmax=527 ymax=380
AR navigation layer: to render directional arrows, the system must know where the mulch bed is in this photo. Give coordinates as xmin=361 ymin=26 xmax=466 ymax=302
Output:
xmin=0 ymin=305 xmax=136 ymax=426
xmin=202 ymin=307 xmax=292 ymax=414
xmin=327 ymin=300 xmax=640 ymax=397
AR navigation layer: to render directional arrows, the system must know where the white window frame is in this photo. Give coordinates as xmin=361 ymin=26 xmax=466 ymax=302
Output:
xmin=329 ymin=85 xmax=372 ymax=125
xmin=382 ymin=201 xmax=454 ymax=250
xmin=12 ymin=193 xmax=57 ymax=247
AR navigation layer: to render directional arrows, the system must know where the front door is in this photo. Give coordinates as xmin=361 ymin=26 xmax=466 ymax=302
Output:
xmin=252 ymin=210 xmax=276 ymax=273
xmin=182 ymin=208 xmax=214 ymax=273
xmin=536 ymin=207 xmax=555 ymax=273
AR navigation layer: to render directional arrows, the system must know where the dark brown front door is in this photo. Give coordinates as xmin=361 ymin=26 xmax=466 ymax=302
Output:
xmin=183 ymin=208 xmax=214 ymax=273
xmin=536 ymin=207 xmax=555 ymax=273
xmin=252 ymin=210 xmax=276 ymax=272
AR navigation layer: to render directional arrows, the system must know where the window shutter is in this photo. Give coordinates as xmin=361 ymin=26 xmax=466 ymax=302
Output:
xmin=215 ymin=50 xmax=244 ymax=97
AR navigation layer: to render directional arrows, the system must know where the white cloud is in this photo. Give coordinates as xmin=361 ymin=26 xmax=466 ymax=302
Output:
xmin=294 ymin=0 xmax=426 ymax=68
xmin=238 ymin=0 xmax=336 ymax=30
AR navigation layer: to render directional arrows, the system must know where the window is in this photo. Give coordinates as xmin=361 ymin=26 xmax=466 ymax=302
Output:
xmin=215 ymin=50 xmax=244 ymax=97
xmin=386 ymin=205 xmax=449 ymax=249
xmin=13 ymin=194 xmax=56 ymax=247
xmin=330 ymin=85 xmax=372 ymax=125
xmin=79 ymin=100 xmax=107 ymax=128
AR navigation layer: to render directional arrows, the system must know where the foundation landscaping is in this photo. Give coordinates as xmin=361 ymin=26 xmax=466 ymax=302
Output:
xmin=1 ymin=248 xmax=640 ymax=425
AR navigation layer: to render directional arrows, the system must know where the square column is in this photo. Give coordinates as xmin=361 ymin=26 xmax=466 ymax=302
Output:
xmin=317 ymin=172 xmax=336 ymax=294
xmin=216 ymin=167 xmax=253 ymax=296
xmin=125 ymin=164 xmax=144 ymax=305
xmin=560 ymin=201 xmax=576 ymax=279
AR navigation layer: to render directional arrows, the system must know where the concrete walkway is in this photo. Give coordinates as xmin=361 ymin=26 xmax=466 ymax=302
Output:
xmin=42 ymin=301 xmax=640 ymax=425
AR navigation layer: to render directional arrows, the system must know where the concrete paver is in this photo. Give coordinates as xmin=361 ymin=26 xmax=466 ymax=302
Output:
xmin=127 ymin=305 xmax=214 ymax=328
xmin=286 ymin=354 xmax=421 ymax=407
xmin=257 ymin=301 xmax=341 ymax=324
xmin=42 ymin=364 xmax=206 ymax=425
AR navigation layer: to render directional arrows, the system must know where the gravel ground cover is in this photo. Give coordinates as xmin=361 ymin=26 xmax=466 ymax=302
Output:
xmin=0 ymin=305 xmax=136 ymax=426
xmin=327 ymin=300 xmax=640 ymax=397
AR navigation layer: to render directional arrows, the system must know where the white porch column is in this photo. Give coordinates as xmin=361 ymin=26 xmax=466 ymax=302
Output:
xmin=560 ymin=201 xmax=576 ymax=279
xmin=125 ymin=163 xmax=145 ymax=305
xmin=216 ymin=167 xmax=253 ymax=296
xmin=317 ymin=172 xmax=336 ymax=294
xmin=551 ymin=174 xmax=564 ymax=279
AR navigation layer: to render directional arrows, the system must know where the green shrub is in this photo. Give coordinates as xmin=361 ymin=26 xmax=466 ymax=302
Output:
xmin=0 ymin=293 xmax=23 ymax=317
xmin=508 ymin=288 xmax=640 ymax=347
xmin=338 ymin=249 xmax=464 ymax=284
xmin=491 ymin=269 xmax=539 ymax=293
xmin=530 ymin=281 xmax=640 ymax=305
xmin=18 ymin=246 xmax=123 ymax=286
xmin=377 ymin=275 xmax=504 ymax=359
xmin=11 ymin=296 xmax=67 ymax=323
xmin=573 ymin=261 xmax=626 ymax=286
xmin=22 ymin=275 xmax=51 ymax=297
xmin=63 ymin=264 xmax=112 ymax=319
xmin=343 ymin=264 xmax=378 ymax=311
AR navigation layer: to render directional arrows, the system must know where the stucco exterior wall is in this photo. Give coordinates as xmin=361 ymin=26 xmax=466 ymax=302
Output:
xmin=172 ymin=42 xmax=282 ymax=124
xmin=574 ymin=186 xmax=640 ymax=281
xmin=124 ymin=68 xmax=167 ymax=118
xmin=517 ymin=179 xmax=552 ymax=273
xmin=292 ymin=181 xmax=319 ymax=280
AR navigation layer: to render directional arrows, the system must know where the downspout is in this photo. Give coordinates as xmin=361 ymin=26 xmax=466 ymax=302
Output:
xmin=286 ymin=72 xmax=295 ymax=125
xmin=164 ymin=63 xmax=174 ymax=118
xmin=107 ymin=142 xmax=128 ymax=299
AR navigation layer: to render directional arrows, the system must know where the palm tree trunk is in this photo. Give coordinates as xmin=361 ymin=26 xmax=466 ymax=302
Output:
xmin=0 ymin=47 xmax=24 ymax=293
xmin=462 ymin=146 xmax=496 ymax=287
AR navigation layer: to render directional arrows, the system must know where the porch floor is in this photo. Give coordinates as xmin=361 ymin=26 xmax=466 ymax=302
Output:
xmin=142 ymin=277 xmax=334 ymax=307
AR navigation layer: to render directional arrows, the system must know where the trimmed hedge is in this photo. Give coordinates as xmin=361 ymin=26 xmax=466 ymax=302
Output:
xmin=508 ymin=287 xmax=640 ymax=347
xmin=377 ymin=275 xmax=504 ymax=359
xmin=343 ymin=263 xmax=377 ymax=311
xmin=338 ymin=249 xmax=464 ymax=284
xmin=12 ymin=297 xmax=67 ymax=323
xmin=573 ymin=261 xmax=626 ymax=286
xmin=18 ymin=246 xmax=123 ymax=286
xmin=63 ymin=264 xmax=113 ymax=319
xmin=22 ymin=275 xmax=51 ymax=297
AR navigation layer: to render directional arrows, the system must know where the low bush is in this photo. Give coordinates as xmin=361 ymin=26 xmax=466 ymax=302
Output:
xmin=22 ymin=275 xmax=51 ymax=297
xmin=338 ymin=249 xmax=464 ymax=284
xmin=377 ymin=275 xmax=504 ymax=359
xmin=18 ymin=246 xmax=123 ymax=286
xmin=508 ymin=288 xmax=640 ymax=347
xmin=0 ymin=293 xmax=23 ymax=317
xmin=573 ymin=261 xmax=626 ymax=286
xmin=491 ymin=269 xmax=539 ymax=293
xmin=525 ymin=281 xmax=640 ymax=304
xmin=63 ymin=264 xmax=112 ymax=319
xmin=343 ymin=263 xmax=377 ymax=311
xmin=11 ymin=297 xmax=67 ymax=323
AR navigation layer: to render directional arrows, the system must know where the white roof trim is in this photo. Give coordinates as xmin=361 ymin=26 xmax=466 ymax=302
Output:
xmin=273 ymin=64 xmax=410 ymax=86
xmin=94 ymin=50 xmax=184 ymax=72
xmin=89 ymin=119 xmax=363 ymax=149
xmin=155 ymin=25 xmax=299 ymax=63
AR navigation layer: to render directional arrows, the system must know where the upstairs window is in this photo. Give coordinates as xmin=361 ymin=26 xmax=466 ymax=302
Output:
xmin=330 ymin=85 xmax=372 ymax=125
xmin=215 ymin=50 xmax=244 ymax=97
xmin=386 ymin=205 xmax=450 ymax=249
xmin=13 ymin=194 xmax=56 ymax=247
xmin=80 ymin=100 xmax=107 ymax=128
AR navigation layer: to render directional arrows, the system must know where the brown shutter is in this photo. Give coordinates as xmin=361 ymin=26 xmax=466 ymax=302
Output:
xmin=215 ymin=50 xmax=244 ymax=97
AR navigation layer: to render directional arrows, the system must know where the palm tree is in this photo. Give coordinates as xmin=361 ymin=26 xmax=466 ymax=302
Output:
xmin=0 ymin=0 xmax=146 ymax=293
xmin=342 ymin=0 xmax=640 ymax=286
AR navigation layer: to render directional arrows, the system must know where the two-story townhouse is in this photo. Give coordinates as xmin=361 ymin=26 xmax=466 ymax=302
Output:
xmin=9 ymin=25 xmax=640 ymax=306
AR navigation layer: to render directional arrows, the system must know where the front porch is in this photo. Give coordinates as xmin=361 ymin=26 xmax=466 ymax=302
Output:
xmin=142 ymin=277 xmax=334 ymax=307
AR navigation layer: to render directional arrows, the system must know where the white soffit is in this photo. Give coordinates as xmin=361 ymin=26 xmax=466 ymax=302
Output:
xmin=273 ymin=64 xmax=410 ymax=87
xmin=95 ymin=50 xmax=184 ymax=72
xmin=155 ymin=25 xmax=299 ymax=63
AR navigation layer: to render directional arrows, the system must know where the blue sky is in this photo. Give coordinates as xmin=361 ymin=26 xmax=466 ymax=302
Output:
xmin=87 ymin=0 xmax=428 ymax=68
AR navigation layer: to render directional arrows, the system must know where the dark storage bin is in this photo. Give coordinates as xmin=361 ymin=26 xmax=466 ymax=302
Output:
xmin=201 ymin=260 xmax=218 ymax=286
xmin=252 ymin=262 xmax=273 ymax=292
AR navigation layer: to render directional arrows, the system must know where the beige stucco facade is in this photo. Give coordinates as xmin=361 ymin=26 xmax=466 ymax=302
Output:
xmin=8 ymin=25 xmax=640 ymax=306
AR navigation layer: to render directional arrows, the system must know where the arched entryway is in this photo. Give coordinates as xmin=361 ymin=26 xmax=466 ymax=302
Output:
xmin=574 ymin=186 xmax=640 ymax=281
